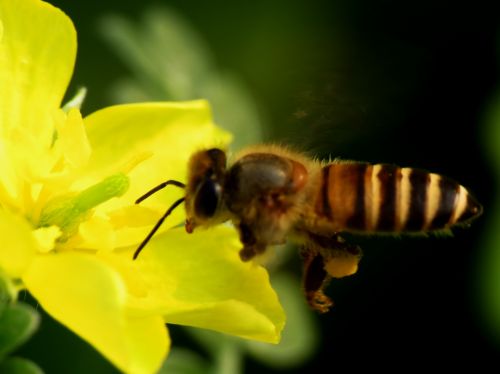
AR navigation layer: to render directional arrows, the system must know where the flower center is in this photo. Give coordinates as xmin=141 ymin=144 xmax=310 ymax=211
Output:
xmin=38 ymin=173 xmax=129 ymax=242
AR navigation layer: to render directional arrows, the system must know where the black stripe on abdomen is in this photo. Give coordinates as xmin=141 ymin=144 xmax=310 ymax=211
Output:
xmin=346 ymin=163 xmax=368 ymax=230
xmin=429 ymin=176 xmax=459 ymax=229
xmin=404 ymin=169 xmax=430 ymax=231
xmin=376 ymin=164 xmax=398 ymax=231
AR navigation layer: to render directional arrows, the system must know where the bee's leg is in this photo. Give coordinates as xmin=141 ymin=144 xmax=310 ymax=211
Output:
xmin=301 ymin=233 xmax=362 ymax=313
xmin=301 ymin=247 xmax=333 ymax=313
xmin=237 ymin=222 xmax=267 ymax=261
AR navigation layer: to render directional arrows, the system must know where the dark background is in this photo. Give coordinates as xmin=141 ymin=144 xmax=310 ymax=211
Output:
xmin=26 ymin=0 xmax=500 ymax=371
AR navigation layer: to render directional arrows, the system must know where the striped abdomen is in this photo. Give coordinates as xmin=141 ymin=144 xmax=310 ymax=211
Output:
xmin=314 ymin=162 xmax=482 ymax=232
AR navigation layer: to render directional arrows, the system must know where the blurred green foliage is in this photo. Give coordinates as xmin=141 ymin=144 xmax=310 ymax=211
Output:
xmin=0 ymin=278 xmax=42 ymax=374
xmin=157 ymin=348 xmax=210 ymax=374
xmin=479 ymin=91 xmax=500 ymax=342
xmin=99 ymin=7 xmax=264 ymax=151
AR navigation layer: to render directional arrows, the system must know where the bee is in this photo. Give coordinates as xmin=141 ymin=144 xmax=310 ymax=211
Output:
xmin=133 ymin=145 xmax=482 ymax=313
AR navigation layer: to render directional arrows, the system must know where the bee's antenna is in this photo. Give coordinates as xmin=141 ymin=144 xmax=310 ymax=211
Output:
xmin=133 ymin=180 xmax=186 ymax=260
xmin=135 ymin=180 xmax=186 ymax=204
xmin=133 ymin=197 xmax=186 ymax=260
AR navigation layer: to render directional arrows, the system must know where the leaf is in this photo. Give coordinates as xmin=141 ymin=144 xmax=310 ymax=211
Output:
xmin=0 ymin=357 xmax=43 ymax=374
xmin=99 ymin=7 xmax=213 ymax=100
xmin=0 ymin=303 xmax=40 ymax=358
xmin=0 ymin=277 xmax=13 ymax=318
xmin=99 ymin=6 xmax=265 ymax=150
xmin=201 ymin=73 xmax=264 ymax=150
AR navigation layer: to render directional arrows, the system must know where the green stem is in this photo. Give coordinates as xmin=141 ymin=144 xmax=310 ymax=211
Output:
xmin=214 ymin=340 xmax=243 ymax=374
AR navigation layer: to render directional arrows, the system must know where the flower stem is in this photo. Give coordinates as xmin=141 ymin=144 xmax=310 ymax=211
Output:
xmin=214 ymin=339 xmax=243 ymax=374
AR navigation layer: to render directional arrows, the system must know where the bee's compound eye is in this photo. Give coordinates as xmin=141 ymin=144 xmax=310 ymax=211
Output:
xmin=194 ymin=179 xmax=221 ymax=219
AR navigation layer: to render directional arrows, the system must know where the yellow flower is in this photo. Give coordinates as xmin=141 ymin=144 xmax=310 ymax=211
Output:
xmin=0 ymin=1 xmax=285 ymax=373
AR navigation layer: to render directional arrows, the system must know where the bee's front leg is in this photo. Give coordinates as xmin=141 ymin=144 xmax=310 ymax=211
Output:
xmin=237 ymin=222 xmax=267 ymax=261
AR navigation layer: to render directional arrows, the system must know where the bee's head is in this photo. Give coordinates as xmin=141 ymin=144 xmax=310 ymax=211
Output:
xmin=185 ymin=148 xmax=227 ymax=232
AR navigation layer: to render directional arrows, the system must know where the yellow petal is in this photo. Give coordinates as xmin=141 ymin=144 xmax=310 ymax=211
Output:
xmin=0 ymin=0 xmax=76 ymax=137
xmin=56 ymin=108 xmax=91 ymax=168
xmin=78 ymin=215 xmax=115 ymax=251
xmin=0 ymin=209 xmax=37 ymax=278
xmin=80 ymin=101 xmax=231 ymax=228
xmin=32 ymin=225 xmax=61 ymax=253
xmin=0 ymin=137 xmax=18 ymax=203
xmin=131 ymin=226 xmax=285 ymax=343
xmin=0 ymin=0 xmax=76 ymax=198
xmin=107 ymin=205 xmax=169 ymax=249
xmin=164 ymin=300 xmax=283 ymax=343
xmin=83 ymin=101 xmax=230 ymax=178
xmin=22 ymin=252 xmax=168 ymax=374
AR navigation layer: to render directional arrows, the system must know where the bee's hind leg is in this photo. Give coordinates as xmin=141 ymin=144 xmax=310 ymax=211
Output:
xmin=301 ymin=248 xmax=334 ymax=313
xmin=301 ymin=233 xmax=362 ymax=313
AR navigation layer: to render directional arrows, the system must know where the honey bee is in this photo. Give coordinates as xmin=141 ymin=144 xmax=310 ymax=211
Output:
xmin=133 ymin=145 xmax=482 ymax=313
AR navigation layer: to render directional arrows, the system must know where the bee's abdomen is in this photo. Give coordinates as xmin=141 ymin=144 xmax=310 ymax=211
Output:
xmin=315 ymin=163 xmax=482 ymax=232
